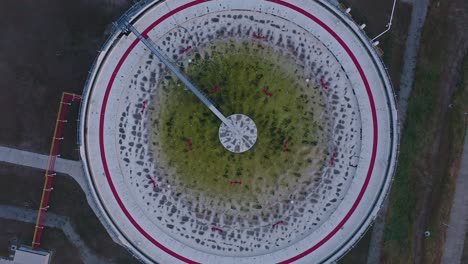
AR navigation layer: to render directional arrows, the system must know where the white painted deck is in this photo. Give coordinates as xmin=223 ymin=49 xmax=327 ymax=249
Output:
xmin=79 ymin=0 xmax=398 ymax=263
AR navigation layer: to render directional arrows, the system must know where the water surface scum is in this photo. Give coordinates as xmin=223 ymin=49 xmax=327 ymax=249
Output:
xmin=150 ymin=41 xmax=328 ymax=218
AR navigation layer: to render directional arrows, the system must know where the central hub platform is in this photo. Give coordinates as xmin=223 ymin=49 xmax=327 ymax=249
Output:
xmin=219 ymin=114 xmax=257 ymax=153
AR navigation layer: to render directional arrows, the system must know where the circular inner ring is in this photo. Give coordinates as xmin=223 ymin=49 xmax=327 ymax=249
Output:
xmin=219 ymin=114 xmax=258 ymax=153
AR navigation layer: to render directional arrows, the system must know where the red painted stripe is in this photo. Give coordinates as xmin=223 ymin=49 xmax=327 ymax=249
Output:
xmin=211 ymin=227 xmax=224 ymax=233
xmin=252 ymin=33 xmax=267 ymax=39
xmin=98 ymin=0 xmax=378 ymax=263
xmin=34 ymin=93 xmax=76 ymax=247
xmin=320 ymin=77 xmax=330 ymax=90
xmin=187 ymin=138 xmax=193 ymax=152
xmin=272 ymin=220 xmax=285 ymax=228
xmin=141 ymin=100 xmax=147 ymax=113
xmin=262 ymin=88 xmax=273 ymax=97
xmin=283 ymin=139 xmax=289 ymax=153
xmin=179 ymin=45 xmax=193 ymax=54
xmin=209 ymin=85 xmax=222 ymax=94
xmin=230 ymin=181 xmax=242 ymax=185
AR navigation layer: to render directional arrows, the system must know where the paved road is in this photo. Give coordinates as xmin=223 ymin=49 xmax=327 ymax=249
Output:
xmin=441 ymin=128 xmax=468 ymax=264
xmin=0 ymin=204 xmax=105 ymax=264
xmin=366 ymin=0 xmax=430 ymax=263
xmin=396 ymin=0 xmax=430 ymax=124
xmin=0 ymin=146 xmax=85 ymax=190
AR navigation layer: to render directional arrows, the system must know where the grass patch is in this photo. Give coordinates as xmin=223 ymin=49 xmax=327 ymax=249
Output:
xmin=422 ymin=54 xmax=468 ymax=263
xmin=449 ymin=56 xmax=468 ymax=262
xmin=384 ymin=52 xmax=439 ymax=244
xmin=381 ymin=3 xmax=412 ymax=92
xmin=383 ymin=4 xmax=445 ymax=250
xmin=450 ymin=57 xmax=468 ymax=143
xmin=383 ymin=63 xmax=441 ymax=263
xmin=338 ymin=226 xmax=373 ymax=264
xmin=383 ymin=1 xmax=464 ymax=262
xmin=151 ymin=41 xmax=326 ymax=210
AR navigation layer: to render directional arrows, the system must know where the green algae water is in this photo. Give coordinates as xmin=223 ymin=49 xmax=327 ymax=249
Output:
xmin=150 ymin=40 xmax=327 ymax=214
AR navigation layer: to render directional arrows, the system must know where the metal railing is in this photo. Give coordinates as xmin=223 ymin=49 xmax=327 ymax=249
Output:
xmin=77 ymin=0 xmax=159 ymax=146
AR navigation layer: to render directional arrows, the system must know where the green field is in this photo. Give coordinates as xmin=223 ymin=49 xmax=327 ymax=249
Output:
xmin=150 ymin=41 xmax=327 ymax=212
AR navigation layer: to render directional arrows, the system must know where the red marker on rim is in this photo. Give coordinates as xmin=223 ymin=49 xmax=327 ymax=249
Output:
xmin=283 ymin=139 xmax=289 ymax=153
xmin=261 ymin=87 xmax=273 ymax=97
xmin=320 ymin=78 xmax=330 ymax=90
xmin=141 ymin=100 xmax=147 ymax=113
xmin=211 ymin=227 xmax=224 ymax=233
xmin=209 ymin=85 xmax=222 ymax=94
xmin=148 ymin=176 xmax=158 ymax=189
xmin=272 ymin=220 xmax=285 ymax=228
xmin=179 ymin=45 xmax=192 ymax=54
xmin=330 ymin=152 xmax=337 ymax=167
xmin=186 ymin=139 xmax=193 ymax=152
xmin=252 ymin=33 xmax=267 ymax=39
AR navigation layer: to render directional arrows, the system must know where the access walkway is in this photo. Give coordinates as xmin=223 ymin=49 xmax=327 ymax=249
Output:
xmin=442 ymin=128 xmax=468 ymax=264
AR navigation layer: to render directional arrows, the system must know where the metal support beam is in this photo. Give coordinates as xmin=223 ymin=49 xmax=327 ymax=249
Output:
xmin=116 ymin=17 xmax=240 ymax=134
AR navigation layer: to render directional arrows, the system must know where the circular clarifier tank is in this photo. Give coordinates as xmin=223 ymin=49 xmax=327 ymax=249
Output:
xmin=79 ymin=0 xmax=399 ymax=263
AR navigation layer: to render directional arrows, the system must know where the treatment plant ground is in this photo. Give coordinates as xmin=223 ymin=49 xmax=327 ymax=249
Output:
xmin=151 ymin=41 xmax=328 ymax=215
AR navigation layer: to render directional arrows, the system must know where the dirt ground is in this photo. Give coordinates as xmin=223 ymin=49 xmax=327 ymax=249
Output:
xmin=409 ymin=1 xmax=468 ymax=263
xmin=0 ymin=219 xmax=34 ymax=257
xmin=0 ymin=219 xmax=82 ymax=264
xmin=0 ymin=163 xmax=139 ymax=263
xmin=0 ymin=1 xmax=139 ymax=259
xmin=457 ymin=59 xmax=468 ymax=264
xmin=381 ymin=3 xmax=412 ymax=92
xmin=343 ymin=0 xmax=412 ymax=90
xmin=0 ymin=0 xmax=131 ymax=155
xmin=0 ymin=163 xmax=43 ymax=210
xmin=338 ymin=226 xmax=373 ymax=264
xmin=381 ymin=0 xmax=468 ymax=263
xmin=341 ymin=0 xmax=396 ymax=37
